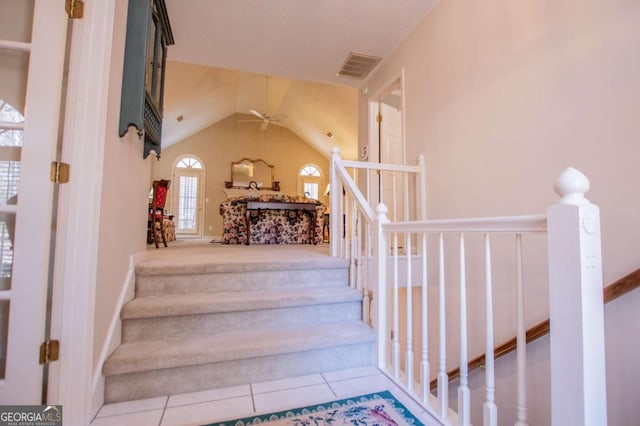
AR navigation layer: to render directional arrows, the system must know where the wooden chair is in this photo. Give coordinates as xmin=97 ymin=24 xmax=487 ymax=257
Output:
xmin=148 ymin=179 xmax=171 ymax=248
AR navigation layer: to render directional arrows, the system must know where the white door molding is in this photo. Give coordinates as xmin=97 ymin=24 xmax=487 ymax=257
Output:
xmin=47 ymin=1 xmax=117 ymax=424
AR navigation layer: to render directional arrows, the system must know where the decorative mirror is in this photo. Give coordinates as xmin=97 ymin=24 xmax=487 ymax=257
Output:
xmin=226 ymin=158 xmax=280 ymax=191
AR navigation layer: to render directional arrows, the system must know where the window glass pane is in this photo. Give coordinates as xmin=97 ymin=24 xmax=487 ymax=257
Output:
xmin=0 ymin=161 xmax=20 ymax=205
xmin=0 ymin=219 xmax=13 ymax=291
xmin=300 ymin=166 xmax=321 ymax=177
xmin=178 ymin=176 xmax=198 ymax=230
xmin=0 ymin=129 xmax=23 ymax=147
xmin=145 ymin=14 xmax=155 ymax=95
xmin=304 ymin=182 xmax=319 ymax=200
xmin=177 ymin=157 xmax=202 ymax=169
xmin=0 ymin=0 xmax=33 ymax=43
xmin=0 ymin=101 xmax=25 ymax=147
xmin=152 ymin=20 xmax=162 ymax=103
xmin=0 ymin=102 xmax=23 ymax=206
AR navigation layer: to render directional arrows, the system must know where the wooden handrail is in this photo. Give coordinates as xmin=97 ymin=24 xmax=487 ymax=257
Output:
xmin=430 ymin=268 xmax=640 ymax=390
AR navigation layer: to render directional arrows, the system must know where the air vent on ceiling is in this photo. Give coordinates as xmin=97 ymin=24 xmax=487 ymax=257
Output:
xmin=336 ymin=52 xmax=382 ymax=79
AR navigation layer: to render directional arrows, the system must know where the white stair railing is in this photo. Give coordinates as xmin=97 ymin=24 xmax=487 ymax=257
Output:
xmin=329 ymin=147 xmax=426 ymax=324
xmin=330 ymin=149 xmax=607 ymax=426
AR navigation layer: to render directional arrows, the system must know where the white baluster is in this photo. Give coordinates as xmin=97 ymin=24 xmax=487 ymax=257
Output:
xmin=515 ymin=234 xmax=528 ymax=426
xmin=374 ymin=203 xmax=390 ymax=370
xmin=417 ymin=154 xmax=427 ymax=220
xmin=483 ymin=234 xmax=497 ymax=426
xmin=393 ymin=232 xmax=400 ymax=379
xmin=349 ymin=198 xmax=357 ymax=289
xmin=403 ymin=171 xmax=410 ymax=221
xmin=343 ymin=190 xmax=349 ymax=260
xmin=392 ymin=171 xmax=397 ymax=221
xmin=406 ymin=231 xmax=414 ymax=392
xmin=363 ymin=221 xmax=371 ymax=325
xmin=330 ymin=147 xmax=340 ymax=257
xmin=437 ymin=232 xmax=449 ymax=419
xmin=420 ymin=232 xmax=431 ymax=408
xmin=458 ymin=233 xmax=470 ymax=425
xmin=354 ymin=206 xmax=362 ymax=293
xmin=547 ymin=167 xmax=606 ymax=425
xmin=339 ymin=181 xmax=345 ymax=258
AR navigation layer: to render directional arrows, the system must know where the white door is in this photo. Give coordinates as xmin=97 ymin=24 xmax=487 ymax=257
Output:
xmin=0 ymin=0 xmax=67 ymax=403
xmin=175 ymin=172 xmax=202 ymax=235
xmin=172 ymin=156 xmax=205 ymax=236
xmin=379 ymin=85 xmax=405 ymax=221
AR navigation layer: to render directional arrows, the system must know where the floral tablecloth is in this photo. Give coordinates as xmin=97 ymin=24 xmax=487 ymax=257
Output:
xmin=220 ymin=194 xmax=326 ymax=245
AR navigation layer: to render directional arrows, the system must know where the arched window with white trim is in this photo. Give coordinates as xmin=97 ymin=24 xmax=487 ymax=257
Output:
xmin=298 ymin=164 xmax=323 ymax=200
xmin=176 ymin=156 xmax=202 ymax=169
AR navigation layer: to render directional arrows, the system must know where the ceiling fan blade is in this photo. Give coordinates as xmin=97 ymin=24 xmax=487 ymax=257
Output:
xmin=249 ymin=109 xmax=264 ymax=119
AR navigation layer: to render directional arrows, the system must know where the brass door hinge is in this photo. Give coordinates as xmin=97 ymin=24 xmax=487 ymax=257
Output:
xmin=39 ymin=340 xmax=60 ymax=364
xmin=50 ymin=162 xmax=70 ymax=184
xmin=65 ymin=0 xmax=84 ymax=19
xmin=377 ymin=113 xmax=382 ymax=123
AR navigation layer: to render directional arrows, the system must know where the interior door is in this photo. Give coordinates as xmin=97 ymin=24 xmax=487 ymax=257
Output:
xmin=378 ymin=82 xmax=404 ymax=221
xmin=0 ymin=0 xmax=67 ymax=403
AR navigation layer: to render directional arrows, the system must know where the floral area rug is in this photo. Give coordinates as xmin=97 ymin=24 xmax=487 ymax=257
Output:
xmin=206 ymin=391 xmax=425 ymax=426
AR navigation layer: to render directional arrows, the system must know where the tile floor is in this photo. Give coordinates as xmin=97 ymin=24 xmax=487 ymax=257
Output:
xmin=90 ymin=366 xmax=437 ymax=425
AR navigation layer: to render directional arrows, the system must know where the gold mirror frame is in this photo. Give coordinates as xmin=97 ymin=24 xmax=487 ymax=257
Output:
xmin=225 ymin=158 xmax=280 ymax=191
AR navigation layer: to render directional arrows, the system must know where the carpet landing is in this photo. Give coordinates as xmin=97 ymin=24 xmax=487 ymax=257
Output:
xmin=207 ymin=391 xmax=424 ymax=426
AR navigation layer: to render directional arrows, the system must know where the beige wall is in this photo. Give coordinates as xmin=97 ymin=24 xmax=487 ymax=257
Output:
xmin=152 ymin=114 xmax=329 ymax=237
xmin=93 ymin=0 xmax=154 ymax=370
xmin=362 ymin=0 xmax=640 ymax=424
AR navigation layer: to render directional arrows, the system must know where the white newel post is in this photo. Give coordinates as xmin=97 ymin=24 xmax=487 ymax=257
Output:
xmin=547 ymin=167 xmax=607 ymax=426
xmin=374 ymin=203 xmax=390 ymax=369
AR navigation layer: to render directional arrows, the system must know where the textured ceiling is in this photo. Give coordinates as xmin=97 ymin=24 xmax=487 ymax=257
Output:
xmin=161 ymin=0 xmax=438 ymax=158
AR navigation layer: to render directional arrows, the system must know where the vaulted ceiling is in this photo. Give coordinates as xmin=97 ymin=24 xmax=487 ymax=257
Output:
xmin=161 ymin=0 xmax=438 ymax=159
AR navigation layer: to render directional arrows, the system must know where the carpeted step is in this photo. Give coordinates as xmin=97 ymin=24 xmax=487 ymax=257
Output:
xmin=121 ymin=287 xmax=364 ymax=342
xmin=103 ymin=321 xmax=375 ymax=403
xmin=135 ymin=257 xmax=349 ymax=296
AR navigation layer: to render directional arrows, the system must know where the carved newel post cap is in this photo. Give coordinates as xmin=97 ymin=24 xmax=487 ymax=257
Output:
xmin=554 ymin=167 xmax=591 ymax=205
xmin=376 ymin=203 xmax=389 ymax=221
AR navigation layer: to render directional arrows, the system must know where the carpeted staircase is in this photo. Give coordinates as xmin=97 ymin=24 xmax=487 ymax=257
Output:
xmin=102 ymin=252 xmax=375 ymax=403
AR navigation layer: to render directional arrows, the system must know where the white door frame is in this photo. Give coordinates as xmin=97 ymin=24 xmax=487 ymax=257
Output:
xmin=368 ymin=70 xmax=406 ymax=165
xmin=46 ymin=1 xmax=117 ymax=424
xmin=367 ymin=70 xmax=407 ymax=206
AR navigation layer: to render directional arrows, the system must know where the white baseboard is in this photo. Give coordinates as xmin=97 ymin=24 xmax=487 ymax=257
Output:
xmin=91 ymin=250 xmax=150 ymax=402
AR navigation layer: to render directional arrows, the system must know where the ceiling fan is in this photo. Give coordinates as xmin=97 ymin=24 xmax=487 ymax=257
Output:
xmin=240 ymin=109 xmax=284 ymax=131
xmin=238 ymin=75 xmax=285 ymax=131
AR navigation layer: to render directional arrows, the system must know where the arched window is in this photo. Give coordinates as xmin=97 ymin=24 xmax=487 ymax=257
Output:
xmin=300 ymin=165 xmax=320 ymax=177
xmin=298 ymin=164 xmax=323 ymax=200
xmin=176 ymin=156 xmax=202 ymax=169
